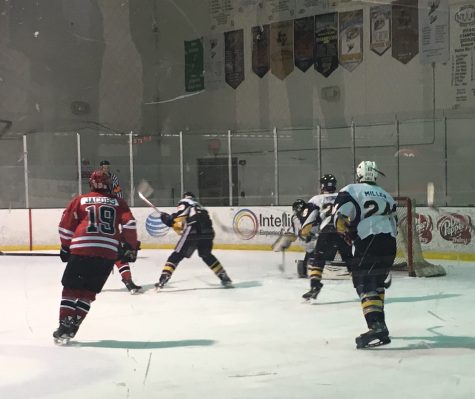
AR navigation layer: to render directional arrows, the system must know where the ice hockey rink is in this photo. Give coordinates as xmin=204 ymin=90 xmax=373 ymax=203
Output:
xmin=2 ymin=249 xmax=475 ymax=399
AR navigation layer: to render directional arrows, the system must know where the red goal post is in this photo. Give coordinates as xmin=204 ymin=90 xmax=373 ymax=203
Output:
xmin=394 ymin=197 xmax=446 ymax=277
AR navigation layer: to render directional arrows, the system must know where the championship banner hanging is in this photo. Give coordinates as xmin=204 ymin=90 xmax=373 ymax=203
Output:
xmin=418 ymin=0 xmax=449 ymax=64
xmin=209 ymin=0 xmax=236 ymax=32
xmin=314 ymin=12 xmax=338 ymax=77
xmin=184 ymin=38 xmax=204 ymax=92
xmin=339 ymin=10 xmax=363 ymax=72
xmin=370 ymin=5 xmax=391 ymax=56
xmin=236 ymin=0 xmax=266 ymax=26
xmin=294 ymin=16 xmax=315 ymax=72
xmin=270 ymin=20 xmax=295 ymax=80
xmin=224 ymin=29 xmax=245 ymax=89
xmin=204 ymin=34 xmax=225 ymax=90
xmin=295 ymin=0 xmax=330 ymax=18
xmin=262 ymin=0 xmax=296 ymax=23
xmin=392 ymin=0 xmax=419 ymax=64
xmin=450 ymin=3 xmax=475 ymax=108
xmin=252 ymin=25 xmax=271 ymax=78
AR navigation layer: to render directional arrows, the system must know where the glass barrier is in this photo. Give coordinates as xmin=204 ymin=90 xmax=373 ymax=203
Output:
xmin=182 ymin=131 xmax=232 ymax=206
xmin=320 ymin=126 xmax=353 ymax=190
xmin=0 ymin=136 xmax=25 ymax=209
xmin=447 ymin=116 xmax=475 ymax=206
xmin=27 ymin=132 xmax=78 ymax=208
xmin=133 ymin=133 xmax=181 ymax=207
xmin=0 ymin=115 xmax=473 ymax=208
xmin=277 ymin=128 xmax=319 ymax=204
xmin=232 ymin=129 xmax=275 ymax=206
xmin=398 ymin=119 xmax=445 ymax=206
xmin=355 ymin=122 xmax=398 ymax=195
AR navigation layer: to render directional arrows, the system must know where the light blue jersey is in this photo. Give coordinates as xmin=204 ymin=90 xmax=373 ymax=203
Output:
xmin=334 ymin=183 xmax=397 ymax=240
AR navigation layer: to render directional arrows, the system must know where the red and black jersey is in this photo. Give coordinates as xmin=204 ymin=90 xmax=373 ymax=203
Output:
xmin=58 ymin=191 xmax=138 ymax=260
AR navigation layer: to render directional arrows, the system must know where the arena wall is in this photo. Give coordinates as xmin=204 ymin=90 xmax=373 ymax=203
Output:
xmin=0 ymin=206 xmax=473 ymax=261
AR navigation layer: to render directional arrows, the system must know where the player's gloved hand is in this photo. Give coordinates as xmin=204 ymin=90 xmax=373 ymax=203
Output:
xmin=59 ymin=245 xmax=70 ymax=262
xmin=172 ymin=215 xmax=186 ymax=235
xmin=118 ymin=242 xmax=138 ymax=263
xmin=343 ymin=233 xmax=353 ymax=247
xmin=160 ymin=212 xmax=173 ymax=227
xmin=304 ymin=233 xmax=316 ymax=243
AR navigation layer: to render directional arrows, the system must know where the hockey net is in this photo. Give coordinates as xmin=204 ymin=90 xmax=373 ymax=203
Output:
xmin=393 ymin=197 xmax=445 ymax=277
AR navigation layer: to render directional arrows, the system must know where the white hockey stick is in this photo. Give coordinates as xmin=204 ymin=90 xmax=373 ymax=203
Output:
xmin=138 ymin=192 xmax=161 ymax=215
xmin=427 ymin=182 xmax=474 ymax=229
xmin=136 ymin=179 xmax=154 ymax=198
xmin=427 ymin=182 xmax=436 ymax=209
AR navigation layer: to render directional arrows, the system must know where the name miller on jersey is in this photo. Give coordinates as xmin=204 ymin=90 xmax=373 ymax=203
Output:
xmin=80 ymin=197 xmax=119 ymax=206
xmin=364 ymin=190 xmax=387 ymax=199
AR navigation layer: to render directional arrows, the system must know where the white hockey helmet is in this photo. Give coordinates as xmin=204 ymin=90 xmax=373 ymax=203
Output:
xmin=356 ymin=161 xmax=379 ymax=182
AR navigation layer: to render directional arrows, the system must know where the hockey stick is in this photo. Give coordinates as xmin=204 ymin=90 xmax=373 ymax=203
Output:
xmin=0 ymin=251 xmax=59 ymax=256
xmin=427 ymin=182 xmax=436 ymax=209
xmin=138 ymin=192 xmax=161 ymax=215
xmin=0 ymin=119 xmax=13 ymax=138
xmin=136 ymin=179 xmax=154 ymax=198
xmin=427 ymin=182 xmax=474 ymax=230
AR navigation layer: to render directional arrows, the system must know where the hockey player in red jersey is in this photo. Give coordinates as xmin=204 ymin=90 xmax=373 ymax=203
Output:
xmin=54 ymin=170 xmax=139 ymax=344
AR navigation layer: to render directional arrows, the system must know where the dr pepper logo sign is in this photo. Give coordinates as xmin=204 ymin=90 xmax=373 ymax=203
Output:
xmin=416 ymin=213 xmax=433 ymax=244
xmin=436 ymin=214 xmax=472 ymax=245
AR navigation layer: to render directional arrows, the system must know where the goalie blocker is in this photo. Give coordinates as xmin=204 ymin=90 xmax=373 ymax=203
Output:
xmin=271 ymin=232 xmax=297 ymax=252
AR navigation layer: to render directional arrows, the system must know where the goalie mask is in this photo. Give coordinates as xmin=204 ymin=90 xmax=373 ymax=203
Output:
xmin=89 ymin=170 xmax=112 ymax=194
xmin=320 ymin=174 xmax=337 ymax=193
xmin=356 ymin=161 xmax=379 ymax=183
xmin=292 ymin=199 xmax=306 ymax=215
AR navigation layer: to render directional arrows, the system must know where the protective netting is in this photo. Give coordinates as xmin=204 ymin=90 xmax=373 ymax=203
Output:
xmin=394 ymin=197 xmax=446 ymax=277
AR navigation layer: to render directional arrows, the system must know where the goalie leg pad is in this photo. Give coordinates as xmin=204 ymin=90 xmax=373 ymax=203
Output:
xmin=297 ymin=260 xmax=307 ymax=278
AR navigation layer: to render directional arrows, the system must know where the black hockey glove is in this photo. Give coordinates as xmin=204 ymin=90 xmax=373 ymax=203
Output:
xmin=118 ymin=241 xmax=139 ymax=263
xmin=59 ymin=245 xmax=70 ymax=262
xmin=304 ymin=233 xmax=315 ymax=243
xmin=160 ymin=212 xmax=173 ymax=227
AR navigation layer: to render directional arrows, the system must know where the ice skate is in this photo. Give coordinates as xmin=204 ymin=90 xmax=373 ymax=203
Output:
xmin=355 ymin=322 xmax=390 ymax=349
xmin=302 ymin=283 xmax=323 ymax=301
xmin=53 ymin=316 xmax=75 ymax=345
xmin=68 ymin=315 xmax=83 ymax=340
xmin=123 ymin=279 xmax=143 ymax=294
xmin=154 ymin=275 xmax=170 ymax=292
xmin=218 ymin=272 xmax=233 ymax=288
xmin=383 ymin=272 xmax=392 ymax=289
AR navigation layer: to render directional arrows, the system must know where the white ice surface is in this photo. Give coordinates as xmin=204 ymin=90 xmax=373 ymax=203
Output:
xmin=1 ymin=250 xmax=475 ymax=399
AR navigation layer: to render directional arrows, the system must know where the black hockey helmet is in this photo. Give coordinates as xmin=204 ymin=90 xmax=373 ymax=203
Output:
xmin=292 ymin=199 xmax=306 ymax=214
xmin=320 ymin=174 xmax=337 ymax=193
xmin=183 ymin=191 xmax=195 ymax=199
xmin=99 ymin=160 xmax=111 ymax=166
